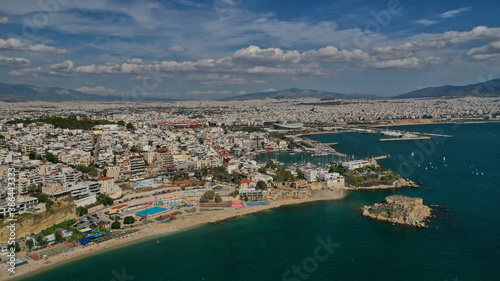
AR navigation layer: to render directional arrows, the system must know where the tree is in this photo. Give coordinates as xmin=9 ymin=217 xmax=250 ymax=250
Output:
xmin=200 ymin=190 xmax=216 ymax=203
xmin=45 ymin=152 xmax=60 ymax=163
xmin=126 ymin=122 xmax=135 ymax=131
xmin=296 ymin=169 xmax=304 ymax=180
xmin=214 ymin=193 xmax=222 ymax=203
xmin=130 ymin=146 xmax=139 ymax=153
xmin=76 ymin=206 xmax=88 ymax=216
xmin=25 ymin=239 xmax=34 ymax=250
xmin=54 ymin=229 xmax=64 ymax=243
xmin=123 ymin=216 xmax=135 ymax=224
xmin=111 ymin=221 xmax=121 ymax=229
xmin=35 ymin=234 xmax=48 ymax=247
xmin=29 ymin=151 xmax=37 ymax=160
xmin=117 ymin=120 xmax=126 ymax=126
xmin=232 ymin=172 xmax=240 ymax=184
xmin=256 ymin=181 xmax=267 ymax=190
xmin=258 ymin=166 xmax=267 ymax=174
xmin=14 ymin=243 xmax=21 ymax=252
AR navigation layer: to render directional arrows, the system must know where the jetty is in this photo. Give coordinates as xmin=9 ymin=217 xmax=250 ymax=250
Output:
xmin=420 ymin=132 xmax=453 ymax=137
xmin=379 ymin=136 xmax=431 ymax=141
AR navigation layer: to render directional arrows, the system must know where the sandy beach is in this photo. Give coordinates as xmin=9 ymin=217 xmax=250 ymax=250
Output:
xmin=4 ymin=189 xmax=343 ymax=281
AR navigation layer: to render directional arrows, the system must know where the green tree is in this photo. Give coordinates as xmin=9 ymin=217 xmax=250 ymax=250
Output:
xmin=126 ymin=122 xmax=135 ymax=131
xmin=111 ymin=221 xmax=121 ymax=229
xmin=296 ymin=169 xmax=304 ymax=179
xmin=258 ymin=166 xmax=267 ymax=174
xmin=130 ymin=146 xmax=139 ymax=153
xmin=232 ymin=172 xmax=240 ymax=184
xmin=29 ymin=151 xmax=37 ymax=160
xmin=14 ymin=243 xmax=21 ymax=252
xmin=200 ymin=190 xmax=216 ymax=203
xmin=256 ymin=181 xmax=267 ymax=190
xmin=117 ymin=120 xmax=126 ymax=126
xmin=123 ymin=216 xmax=135 ymax=224
xmin=35 ymin=234 xmax=48 ymax=247
xmin=214 ymin=193 xmax=222 ymax=203
xmin=45 ymin=152 xmax=60 ymax=163
xmin=54 ymin=229 xmax=64 ymax=243
xmin=76 ymin=207 xmax=88 ymax=216
xmin=25 ymin=239 xmax=34 ymax=250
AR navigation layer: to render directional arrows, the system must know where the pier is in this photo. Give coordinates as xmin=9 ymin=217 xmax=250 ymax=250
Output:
xmin=420 ymin=133 xmax=453 ymax=138
xmin=379 ymin=136 xmax=431 ymax=141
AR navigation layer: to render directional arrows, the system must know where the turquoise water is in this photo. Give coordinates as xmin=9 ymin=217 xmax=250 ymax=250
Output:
xmin=135 ymin=206 xmax=167 ymax=217
xmin=21 ymin=123 xmax=500 ymax=281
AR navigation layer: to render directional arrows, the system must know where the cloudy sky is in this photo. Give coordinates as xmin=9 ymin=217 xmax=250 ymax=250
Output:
xmin=0 ymin=0 xmax=499 ymax=99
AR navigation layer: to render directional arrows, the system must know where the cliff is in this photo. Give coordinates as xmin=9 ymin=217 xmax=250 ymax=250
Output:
xmin=362 ymin=195 xmax=432 ymax=228
xmin=0 ymin=203 xmax=77 ymax=241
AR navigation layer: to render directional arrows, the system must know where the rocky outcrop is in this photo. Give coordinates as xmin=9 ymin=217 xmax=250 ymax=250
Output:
xmin=349 ymin=178 xmax=418 ymax=190
xmin=362 ymin=195 xmax=432 ymax=228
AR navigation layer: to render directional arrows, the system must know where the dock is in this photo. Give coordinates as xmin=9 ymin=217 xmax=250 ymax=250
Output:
xmin=420 ymin=133 xmax=453 ymax=138
xmin=379 ymin=136 xmax=431 ymax=141
xmin=323 ymin=142 xmax=338 ymax=145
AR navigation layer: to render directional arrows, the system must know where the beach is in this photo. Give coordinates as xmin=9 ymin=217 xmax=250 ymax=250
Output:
xmin=5 ymin=188 xmax=343 ymax=281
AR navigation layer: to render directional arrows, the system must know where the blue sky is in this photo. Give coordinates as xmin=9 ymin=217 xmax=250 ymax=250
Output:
xmin=0 ymin=0 xmax=499 ymax=99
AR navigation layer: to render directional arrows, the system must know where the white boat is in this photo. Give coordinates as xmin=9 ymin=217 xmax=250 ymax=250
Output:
xmin=381 ymin=130 xmax=403 ymax=137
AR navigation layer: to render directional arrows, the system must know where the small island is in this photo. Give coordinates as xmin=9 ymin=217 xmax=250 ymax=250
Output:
xmin=361 ymin=195 xmax=432 ymax=228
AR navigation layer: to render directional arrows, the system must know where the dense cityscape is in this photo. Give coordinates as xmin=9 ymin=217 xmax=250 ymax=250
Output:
xmin=0 ymin=96 xmax=498 ymax=278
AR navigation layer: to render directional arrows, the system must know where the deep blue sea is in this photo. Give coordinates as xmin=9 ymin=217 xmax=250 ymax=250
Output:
xmin=21 ymin=123 xmax=500 ymax=281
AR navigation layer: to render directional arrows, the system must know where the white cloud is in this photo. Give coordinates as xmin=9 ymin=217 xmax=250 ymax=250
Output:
xmin=76 ymin=86 xmax=117 ymax=95
xmin=440 ymin=7 xmax=471 ymax=18
xmin=0 ymin=38 xmax=68 ymax=54
xmin=414 ymin=19 xmax=438 ymax=26
xmin=169 ymin=45 xmax=186 ymax=52
xmin=465 ymin=41 xmax=500 ymax=61
xmin=126 ymin=58 xmax=143 ymax=64
xmin=0 ymin=55 xmax=31 ymax=67
xmin=373 ymin=26 xmax=500 ymax=54
xmin=0 ymin=17 xmax=9 ymax=24
xmin=368 ymin=57 xmax=446 ymax=70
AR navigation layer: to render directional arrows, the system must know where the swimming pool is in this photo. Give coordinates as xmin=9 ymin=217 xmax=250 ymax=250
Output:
xmin=135 ymin=206 xmax=168 ymax=217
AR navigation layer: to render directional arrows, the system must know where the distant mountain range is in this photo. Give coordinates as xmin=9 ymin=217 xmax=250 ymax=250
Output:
xmin=221 ymin=88 xmax=379 ymax=101
xmin=0 ymin=82 xmax=175 ymax=102
xmin=0 ymin=78 xmax=499 ymax=102
xmin=393 ymin=78 xmax=500 ymax=99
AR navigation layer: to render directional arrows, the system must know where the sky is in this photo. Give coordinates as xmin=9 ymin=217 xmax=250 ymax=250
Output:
xmin=0 ymin=0 xmax=499 ymax=100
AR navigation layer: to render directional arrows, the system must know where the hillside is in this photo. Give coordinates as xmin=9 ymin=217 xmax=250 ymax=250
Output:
xmin=222 ymin=88 xmax=379 ymax=100
xmin=395 ymin=78 xmax=500 ymax=99
xmin=0 ymin=82 xmax=176 ymax=102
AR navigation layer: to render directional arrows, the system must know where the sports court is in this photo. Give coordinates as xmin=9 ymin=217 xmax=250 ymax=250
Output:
xmin=28 ymin=243 xmax=74 ymax=261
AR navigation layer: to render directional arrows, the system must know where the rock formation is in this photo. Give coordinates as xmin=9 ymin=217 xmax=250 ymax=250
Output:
xmin=362 ymin=195 xmax=432 ymax=228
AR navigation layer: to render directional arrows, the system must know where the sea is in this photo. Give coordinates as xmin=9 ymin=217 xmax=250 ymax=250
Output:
xmin=21 ymin=123 xmax=500 ymax=281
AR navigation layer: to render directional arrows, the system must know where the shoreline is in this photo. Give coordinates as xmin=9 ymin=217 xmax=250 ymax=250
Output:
xmin=6 ymin=189 xmax=344 ymax=281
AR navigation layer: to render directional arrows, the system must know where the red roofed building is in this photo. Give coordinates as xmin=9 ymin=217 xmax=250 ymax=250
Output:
xmin=239 ymin=178 xmax=255 ymax=189
xmin=223 ymin=162 xmax=238 ymax=174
